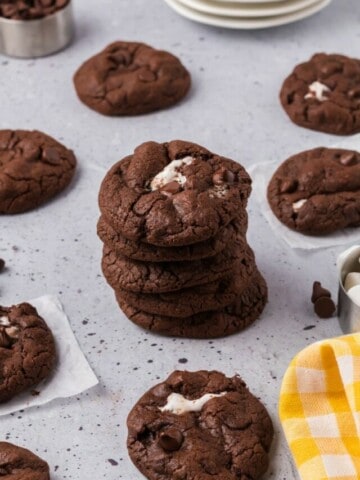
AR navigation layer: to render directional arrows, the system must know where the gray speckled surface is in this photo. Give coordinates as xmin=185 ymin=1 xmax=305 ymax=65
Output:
xmin=0 ymin=0 xmax=357 ymax=478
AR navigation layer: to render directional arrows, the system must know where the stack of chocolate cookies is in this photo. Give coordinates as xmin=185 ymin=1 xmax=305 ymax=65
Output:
xmin=98 ymin=140 xmax=267 ymax=339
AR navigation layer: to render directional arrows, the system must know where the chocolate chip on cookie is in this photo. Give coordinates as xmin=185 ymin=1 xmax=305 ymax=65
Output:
xmin=99 ymin=140 xmax=251 ymax=246
xmin=0 ymin=130 xmax=76 ymax=214
xmin=73 ymin=41 xmax=191 ymax=116
xmin=280 ymin=53 xmax=360 ymax=135
xmin=0 ymin=0 xmax=69 ymax=20
xmin=0 ymin=302 xmax=56 ymax=403
xmin=267 ymin=147 xmax=360 ymax=235
xmin=0 ymin=442 xmax=50 ymax=479
xmin=127 ymin=370 xmax=273 ymax=479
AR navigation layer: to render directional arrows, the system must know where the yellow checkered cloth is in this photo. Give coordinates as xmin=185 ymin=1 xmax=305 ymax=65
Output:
xmin=279 ymin=334 xmax=360 ymax=480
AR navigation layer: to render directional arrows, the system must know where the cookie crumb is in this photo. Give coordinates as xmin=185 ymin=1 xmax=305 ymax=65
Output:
xmin=108 ymin=459 xmax=118 ymax=466
xmin=0 ymin=258 xmax=5 ymax=273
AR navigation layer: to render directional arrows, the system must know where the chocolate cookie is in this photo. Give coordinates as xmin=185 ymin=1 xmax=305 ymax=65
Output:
xmin=0 ymin=0 xmax=69 ymax=20
xmin=280 ymin=53 xmax=360 ymax=135
xmin=0 ymin=303 xmax=56 ymax=403
xmin=0 ymin=130 xmax=76 ymax=214
xmin=127 ymin=370 xmax=273 ymax=479
xmin=97 ymin=215 xmax=248 ymax=263
xmin=102 ymin=235 xmax=251 ymax=294
xmin=267 ymin=147 xmax=360 ymax=235
xmin=0 ymin=442 xmax=50 ymax=479
xmin=116 ymin=260 xmax=258 ymax=318
xmin=73 ymin=41 xmax=190 ymax=116
xmin=99 ymin=140 xmax=252 ymax=246
xmin=116 ymin=271 xmax=267 ymax=338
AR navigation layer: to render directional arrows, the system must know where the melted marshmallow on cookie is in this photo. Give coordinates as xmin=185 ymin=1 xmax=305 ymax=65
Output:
xmin=159 ymin=392 xmax=227 ymax=414
xmin=305 ymin=81 xmax=331 ymax=102
xmin=150 ymin=157 xmax=194 ymax=191
xmin=0 ymin=316 xmax=10 ymax=326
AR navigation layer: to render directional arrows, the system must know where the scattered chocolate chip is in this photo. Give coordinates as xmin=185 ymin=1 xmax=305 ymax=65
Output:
xmin=311 ymin=281 xmax=331 ymax=303
xmin=303 ymin=325 xmax=316 ymax=331
xmin=158 ymin=428 xmax=184 ymax=452
xmin=212 ymin=167 xmax=235 ymax=186
xmin=0 ymin=259 xmax=5 ymax=273
xmin=340 ymin=152 xmax=357 ymax=166
xmin=314 ymin=296 xmax=336 ymax=319
xmin=160 ymin=181 xmax=182 ymax=195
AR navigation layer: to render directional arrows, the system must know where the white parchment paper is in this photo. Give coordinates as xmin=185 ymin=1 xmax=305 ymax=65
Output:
xmin=0 ymin=295 xmax=98 ymax=416
xmin=249 ymin=135 xmax=360 ymax=250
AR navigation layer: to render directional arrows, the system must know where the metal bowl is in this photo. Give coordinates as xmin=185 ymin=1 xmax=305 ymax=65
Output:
xmin=338 ymin=245 xmax=360 ymax=334
xmin=0 ymin=1 xmax=74 ymax=58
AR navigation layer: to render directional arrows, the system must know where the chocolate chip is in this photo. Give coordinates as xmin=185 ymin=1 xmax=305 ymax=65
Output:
xmin=212 ymin=168 xmax=235 ymax=186
xmin=340 ymin=152 xmax=357 ymax=166
xmin=348 ymin=87 xmax=360 ymax=99
xmin=5 ymin=326 xmax=19 ymax=339
xmin=158 ymin=428 xmax=184 ymax=452
xmin=0 ymin=329 xmax=11 ymax=349
xmin=0 ymin=259 xmax=5 ymax=273
xmin=311 ymin=281 xmax=331 ymax=303
xmin=314 ymin=297 xmax=336 ymax=319
xmin=280 ymin=179 xmax=298 ymax=194
xmin=138 ymin=70 xmax=157 ymax=83
xmin=42 ymin=147 xmax=60 ymax=165
xmin=160 ymin=181 xmax=181 ymax=195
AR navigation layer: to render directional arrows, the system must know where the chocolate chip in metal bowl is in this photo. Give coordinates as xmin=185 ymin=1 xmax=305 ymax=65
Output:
xmin=280 ymin=53 xmax=360 ymax=135
xmin=73 ymin=41 xmax=191 ymax=116
xmin=267 ymin=147 xmax=360 ymax=235
xmin=0 ymin=0 xmax=74 ymax=58
xmin=0 ymin=302 xmax=56 ymax=403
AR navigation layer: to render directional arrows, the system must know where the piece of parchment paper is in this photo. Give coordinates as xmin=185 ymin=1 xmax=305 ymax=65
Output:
xmin=0 ymin=295 xmax=98 ymax=416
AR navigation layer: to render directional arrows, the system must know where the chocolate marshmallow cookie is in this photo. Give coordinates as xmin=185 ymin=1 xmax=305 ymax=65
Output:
xmin=0 ymin=303 xmax=56 ymax=403
xmin=267 ymin=147 xmax=360 ymax=235
xmin=280 ymin=53 xmax=360 ymax=135
xmin=0 ymin=130 xmax=76 ymax=214
xmin=117 ymin=271 xmax=267 ymax=338
xmin=102 ymin=237 xmax=251 ymax=294
xmin=127 ymin=370 xmax=273 ymax=480
xmin=0 ymin=442 xmax=50 ymax=480
xmin=0 ymin=0 xmax=69 ymax=20
xmin=99 ymin=140 xmax=252 ymax=246
xmin=74 ymin=41 xmax=191 ymax=116
xmin=97 ymin=215 xmax=247 ymax=262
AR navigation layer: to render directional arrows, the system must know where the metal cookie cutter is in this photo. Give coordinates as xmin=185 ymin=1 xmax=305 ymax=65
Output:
xmin=0 ymin=1 xmax=74 ymax=58
xmin=338 ymin=245 xmax=360 ymax=334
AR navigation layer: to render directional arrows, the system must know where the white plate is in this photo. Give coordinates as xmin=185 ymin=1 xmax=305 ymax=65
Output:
xmin=163 ymin=0 xmax=331 ymax=28
xmin=177 ymin=0 xmax=322 ymax=17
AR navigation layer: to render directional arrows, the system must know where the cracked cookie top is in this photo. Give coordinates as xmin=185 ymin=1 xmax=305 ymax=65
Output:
xmin=0 ymin=442 xmax=50 ymax=480
xmin=0 ymin=303 xmax=56 ymax=403
xmin=127 ymin=370 xmax=273 ymax=480
xmin=280 ymin=53 xmax=360 ymax=135
xmin=73 ymin=41 xmax=191 ymax=116
xmin=0 ymin=130 xmax=76 ymax=214
xmin=99 ymin=140 xmax=252 ymax=246
xmin=267 ymin=147 xmax=360 ymax=235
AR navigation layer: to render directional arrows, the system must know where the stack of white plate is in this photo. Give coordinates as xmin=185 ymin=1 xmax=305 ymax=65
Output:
xmin=163 ymin=0 xmax=332 ymax=29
